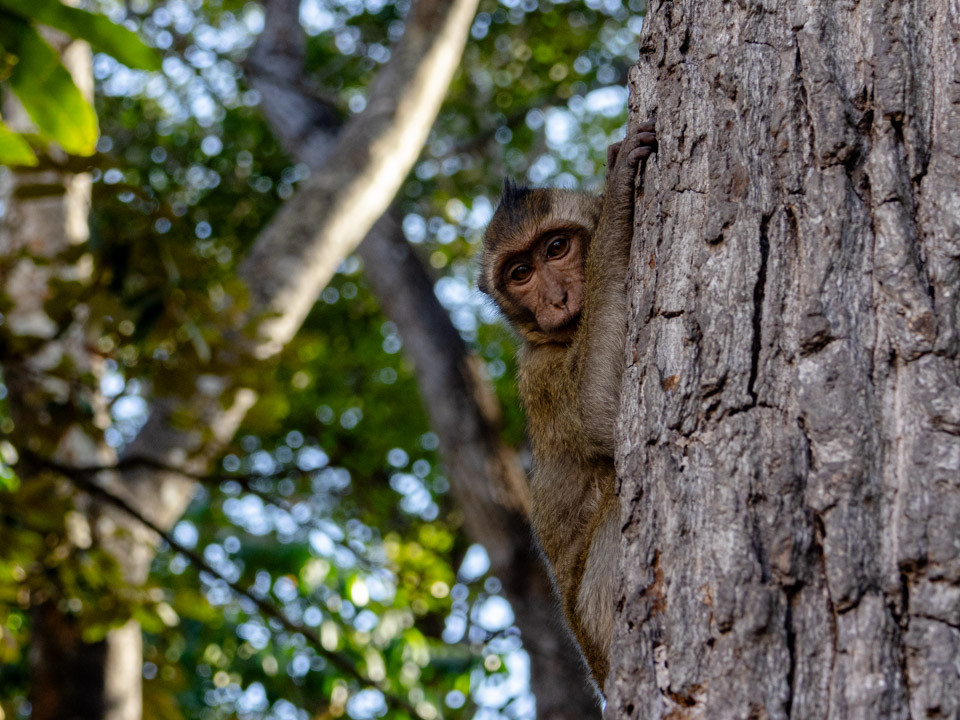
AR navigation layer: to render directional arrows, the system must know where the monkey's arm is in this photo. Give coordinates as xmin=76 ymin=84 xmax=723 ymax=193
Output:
xmin=573 ymin=121 xmax=655 ymax=452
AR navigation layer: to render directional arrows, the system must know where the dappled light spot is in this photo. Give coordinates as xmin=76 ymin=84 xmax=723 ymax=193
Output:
xmin=459 ymin=544 xmax=490 ymax=581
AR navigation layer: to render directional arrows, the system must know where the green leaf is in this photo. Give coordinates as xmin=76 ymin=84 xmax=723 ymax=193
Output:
xmin=0 ymin=0 xmax=161 ymax=71
xmin=0 ymin=18 xmax=98 ymax=155
xmin=0 ymin=463 xmax=19 ymax=492
xmin=0 ymin=119 xmax=37 ymax=166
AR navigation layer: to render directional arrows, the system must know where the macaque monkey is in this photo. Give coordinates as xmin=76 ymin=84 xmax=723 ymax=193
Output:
xmin=478 ymin=121 xmax=656 ymax=690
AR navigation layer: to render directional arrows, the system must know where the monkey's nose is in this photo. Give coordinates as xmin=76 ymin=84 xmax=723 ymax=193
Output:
xmin=552 ymin=291 xmax=568 ymax=309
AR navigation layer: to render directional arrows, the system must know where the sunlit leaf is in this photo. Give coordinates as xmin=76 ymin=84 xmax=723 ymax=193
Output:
xmin=0 ymin=18 xmax=98 ymax=155
xmin=0 ymin=462 xmax=19 ymax=491
xmin=0 ymin=119 xmax=37 ymax=166
xmin=0 ymin=0 xmax=161 ymax=70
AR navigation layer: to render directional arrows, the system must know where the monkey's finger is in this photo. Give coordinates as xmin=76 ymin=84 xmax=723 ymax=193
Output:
xmin=616 ymin=132 xmax=652 ymax=170
xmin=637 ymin=121 xmax=655 ymax=132
xmin=636 ymin=132 xmax=657 ymax=146
xmin=616 ymin=135 xmax=644 ymax=161
xmin=627 ymin=146 xmax=654 ymax=165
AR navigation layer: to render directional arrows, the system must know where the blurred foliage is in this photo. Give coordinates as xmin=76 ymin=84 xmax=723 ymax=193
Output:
xmin=0 ymin=0 xmax=159 ymax=163
xmin=0 ymin=0 xmax=644 ymax=718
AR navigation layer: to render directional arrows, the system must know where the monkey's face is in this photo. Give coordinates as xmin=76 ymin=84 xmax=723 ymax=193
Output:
xmin=498 ymin=230 xmax=585 ymax=341
xmin=479 ymin=182 xmax=600 ymax=345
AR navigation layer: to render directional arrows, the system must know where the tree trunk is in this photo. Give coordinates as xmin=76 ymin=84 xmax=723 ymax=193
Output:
xmin=609 ymin=1 xmax=960 ymax=718
xmin=28 ymin=605 xmax=140 ymax=720
xmin=248 ymin=2 xmax=601 ymax=711
xmin=1 ymin=35 xmax=143 ymax=720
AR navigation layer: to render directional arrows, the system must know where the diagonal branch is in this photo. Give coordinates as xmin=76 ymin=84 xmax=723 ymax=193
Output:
xmin=114 ymin=0 xmax=481 ymax=549
xmin=20 ymin=448 xmax=382 ymax=569
xmin=239 ymin=0 xmax=481 ymax=357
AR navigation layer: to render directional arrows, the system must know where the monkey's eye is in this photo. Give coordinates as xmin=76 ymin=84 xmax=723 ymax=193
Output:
xmin=509 ymin=264 xmax=533 ymax=283
xmin=545 ymin=236 xmax=569 ymax=259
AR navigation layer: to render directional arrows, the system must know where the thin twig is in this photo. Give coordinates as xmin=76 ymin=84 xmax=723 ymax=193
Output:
xmin=30 ymin=458 xmax=423 ymax=718
xmin=26 ymin=451 xmax=382 ymax=569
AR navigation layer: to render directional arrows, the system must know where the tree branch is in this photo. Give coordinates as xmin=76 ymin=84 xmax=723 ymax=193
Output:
xmin=243 ymin=0 xmax=342 ymax=166
xmin=238 ymin=0 xmax=481 ymax=357
xmin=22 ymin=449 xmax=382 ymax=570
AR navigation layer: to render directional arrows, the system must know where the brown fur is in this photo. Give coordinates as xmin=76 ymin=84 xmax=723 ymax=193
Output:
xmin=478 ymin=123 xmax=656 ymax=691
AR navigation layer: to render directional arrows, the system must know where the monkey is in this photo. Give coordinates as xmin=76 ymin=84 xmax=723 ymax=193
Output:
xmin=477 ymin=121 xmax=656 ymax=691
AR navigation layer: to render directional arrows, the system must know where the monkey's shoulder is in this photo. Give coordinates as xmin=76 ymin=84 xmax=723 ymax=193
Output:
xmin=516 ymin=342 xmax=576 ymax=397
xmin=517 ymin=342 xmax=579 ymax=416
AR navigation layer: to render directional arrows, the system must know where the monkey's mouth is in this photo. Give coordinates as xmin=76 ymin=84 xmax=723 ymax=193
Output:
xmin=543 ymin=312 xmax=581 ymax=337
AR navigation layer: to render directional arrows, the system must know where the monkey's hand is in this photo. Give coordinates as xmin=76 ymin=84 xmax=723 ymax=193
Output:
xmin=604 ymin=121 xmax=656 ymax=215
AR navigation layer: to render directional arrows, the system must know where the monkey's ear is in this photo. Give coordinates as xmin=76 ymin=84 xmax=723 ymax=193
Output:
xmin=477 ymin=271 xmax=491 ymax=295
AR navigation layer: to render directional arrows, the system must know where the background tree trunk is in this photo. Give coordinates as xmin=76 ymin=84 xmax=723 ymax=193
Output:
xmin=1 ymin=35 xmax=143 ymax=720
xmin=609 ymin=1 xmax=960 ymax=717
xmin=248 ymin=2 xmax=601 ymax=711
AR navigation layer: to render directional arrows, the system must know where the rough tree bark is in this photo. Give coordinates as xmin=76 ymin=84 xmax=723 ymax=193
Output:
xmin=607 ymin=1 xmax=960 ymax=718
xmin=248 ymin=0 xmax=601 ymax=712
